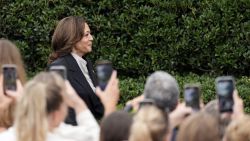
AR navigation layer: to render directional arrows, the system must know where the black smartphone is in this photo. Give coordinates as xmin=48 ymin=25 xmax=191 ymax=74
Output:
xmin=96 ymin=60 xmax=113 ymax=90
xmin=215 ymin=76 xmax=235 ymax=113
xmin=139 ymin=99 xmax=155 ymax=109
xmin=2 ymin=64 xmax=17 ymax=92
xmin=184 ymin=84 xmax=201 ymax=111
xmin=49 ymin=65 xmax=67 ymax=80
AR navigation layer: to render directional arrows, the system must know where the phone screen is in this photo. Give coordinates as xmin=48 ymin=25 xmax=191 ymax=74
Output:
xmin=216 ymin=79 xmax=234 ymax=112
xmin=3 ymin=66 xmax=17 ymax=91
xmin=217 ymin=80 xmax=234 ymax=97
xmin=49 ymin=66 xmax=67 ymax=80
xmin=139 ymin=99 xmax=155 ymax=109
xmin=96 ymin=61 xmax=113 ymax=90
xmin=184 ymin=87 xmax=200 ymax=110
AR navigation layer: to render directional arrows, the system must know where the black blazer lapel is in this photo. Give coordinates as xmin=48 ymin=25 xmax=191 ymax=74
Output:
xmin=64 ymin=54 xmax=94 ymax=93
xmin=85 ymin=58 xmax=98 ymax=87
xmin=50 ymin=54 xmax=104 ymax=122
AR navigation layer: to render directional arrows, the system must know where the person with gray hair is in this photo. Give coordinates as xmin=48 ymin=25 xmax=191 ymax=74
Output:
xmin=126 ymin=71 xmax=192 ymax=141
xmin=143 ymin=71 xmax=180 ymax=112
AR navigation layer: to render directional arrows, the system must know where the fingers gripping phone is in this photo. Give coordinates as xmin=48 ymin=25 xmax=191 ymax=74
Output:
xmin=215 ymin=76 xmax=235 ymax=113
xmin=2 ymin=64 xmax=17 ymax=92
xmin=96 ymin=60 xmax=113 ymax=91
xmin=49 ymin=65 xmax=67 ymax=80
xmin=184 ymin=84 xmax=201 ymax=111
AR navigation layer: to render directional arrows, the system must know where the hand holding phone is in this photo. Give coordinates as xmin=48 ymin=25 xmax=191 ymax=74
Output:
xmin=216 ymin=76 xmax=235 ymax=113
xmin=95 ymin=71 xmax=119 ymax=116
xmin=2 ymin=64 xmax=17 ymax=92
xmin=184 ymin=84 xmax=201 ymax=111
xmin=96 ymin=60 xmax=113 ymax=90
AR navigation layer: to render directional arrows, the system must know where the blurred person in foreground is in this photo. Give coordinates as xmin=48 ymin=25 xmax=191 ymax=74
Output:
xmin=129 ymin=105 xmax=169 ymax=141
xmin=100 ymin=111 xmax=132 ymax=141
xmin=126 ymin=71 xmax=192 ymax=141
xmin=203 ymin=99 xmax=231 ymax=139
xmin=0 ymin=72 xmax=73 ymax=141
xmin=127 ymin=71 xmax=179 ymax=112
xmin=0 ymin=71 xmax=119 ymax=141
xmin=203 ymin=89 xmax=245 ymax=139
xmin=176 ymin=112 xmax=221 ymax=141
xmin=223 ymin=115 xmax=250 ymax=141
xmin=223 ymin=90 xmax=246 ymax=141
xmin=33 ymin=72 xmax=99 ymax=141
xmin=0 ymin=39 xmax=26 ymax=132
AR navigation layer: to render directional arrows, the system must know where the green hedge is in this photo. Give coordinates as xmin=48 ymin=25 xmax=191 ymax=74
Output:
xmin=1 ymin=0 xmax=250 ymax=76
xmin=1 ymin=0 xmax=250 ymax=111
xmin=119 ymin=73 xmax=250 ymax=113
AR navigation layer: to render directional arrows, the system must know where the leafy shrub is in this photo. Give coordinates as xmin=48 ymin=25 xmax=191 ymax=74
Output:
xmin=0 ymin=0 xmax=249 ymax=76
xmin=1 ymin=0 xmax=250 ymax=111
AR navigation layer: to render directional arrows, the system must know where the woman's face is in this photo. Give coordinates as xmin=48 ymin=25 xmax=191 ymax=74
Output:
xmin=73 ymin=23 xmax=93 ymax=56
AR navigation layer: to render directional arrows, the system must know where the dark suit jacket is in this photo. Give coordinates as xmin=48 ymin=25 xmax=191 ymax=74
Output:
xmin=48 ymin=54 xmax=104 ymax=125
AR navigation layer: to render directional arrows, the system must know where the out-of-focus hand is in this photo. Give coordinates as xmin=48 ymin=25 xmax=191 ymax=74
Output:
xmin=232 ymin=90 xmax=244 ymax=120
xmin=0 ymin=75 xmax=11 ymax=108
xmin=169 ymin=103 xmax=193 ymax=129
xmin=125 ymin=94 xmax=144 ymax=112
xmin=200 ymin=99 xmax=205 ymax=109
xmin=96 ymin=71 xmax=119 ymax=116
xmin=5 ymin=79 xmax=23 ymax=100
xmin=0 ymin=75 xmax=23 ymax=107
xmin=64 ymin=80 xmax=87 ymax=114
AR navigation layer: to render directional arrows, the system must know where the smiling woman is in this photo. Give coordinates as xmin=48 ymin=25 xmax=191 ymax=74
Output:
xmin=48 ymin=16 xmax=104 ymax=125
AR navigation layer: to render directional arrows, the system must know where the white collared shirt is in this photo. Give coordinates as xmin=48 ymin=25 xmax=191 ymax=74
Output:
xmin=71 ymin=52 xmax=96 ymax=92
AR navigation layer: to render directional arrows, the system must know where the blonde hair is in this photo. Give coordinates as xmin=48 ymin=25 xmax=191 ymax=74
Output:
xmin=129 ymin=106 xmax=169 ymax=141
xmin=224 ymin=115 xmax=250 ymax=141
xmin=15 ymin=72 xmax=64 ymax=141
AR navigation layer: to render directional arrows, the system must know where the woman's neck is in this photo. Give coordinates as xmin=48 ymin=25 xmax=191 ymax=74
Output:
xmin=71 ymin=50 xmax=85 ymax=57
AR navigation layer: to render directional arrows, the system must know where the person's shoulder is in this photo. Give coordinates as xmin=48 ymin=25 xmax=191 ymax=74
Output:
xmin=51 ymin=56 xmax=67 ymax=65
xmin=47 ymin=56 xmax=68 ymax=71
xmin=48 ymin=54 xmax=72 ymax=68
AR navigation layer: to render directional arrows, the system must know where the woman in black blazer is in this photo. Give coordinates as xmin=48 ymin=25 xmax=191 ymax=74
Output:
xmin=48 ymin=16 xmax=104 ymax=125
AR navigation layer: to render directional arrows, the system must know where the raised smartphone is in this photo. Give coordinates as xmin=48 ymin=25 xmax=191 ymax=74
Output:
xmin=215 ymin=76 xmax=235 ymax=113
xmin=2 ymin=64 xmax=17 ymax=92
xmin=49 ymin=65 xmax=67 ymax=80
xmin=184 ymin=84 xmax=201 ymax=111
xmin=96 ymin=60 xmax=113 ymax=90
